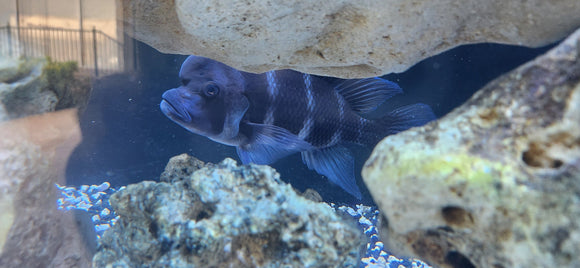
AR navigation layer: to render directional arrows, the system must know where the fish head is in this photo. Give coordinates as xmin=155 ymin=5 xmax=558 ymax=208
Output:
xmin=160 ymin=56 xmax=249 ymax=146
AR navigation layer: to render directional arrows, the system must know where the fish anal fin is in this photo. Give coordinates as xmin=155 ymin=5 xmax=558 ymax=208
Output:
xmin=237 ymin=143 xmax=291 ymax=165
xmin=301 ymin=146 xmax=362 ymax=199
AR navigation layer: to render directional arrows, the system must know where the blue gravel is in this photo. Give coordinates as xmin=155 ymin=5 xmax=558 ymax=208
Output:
xmin=56 ymin=183 xmax=431 ymax=268
xmin=334 ymin=204 xmax=432 ymax=268
xmin=56 ymin=182 xmax=121 ymax=238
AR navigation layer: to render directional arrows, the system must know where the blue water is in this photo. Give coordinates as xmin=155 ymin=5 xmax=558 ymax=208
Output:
xmin=65 ymin=40 xmax=551 ymax=205
xmin=55 ymin=39 xmax=554 ymax=268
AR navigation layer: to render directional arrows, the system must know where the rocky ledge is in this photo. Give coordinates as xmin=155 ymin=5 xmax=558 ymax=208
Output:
xmin=120 ymin=0 xmax=579 ymax=78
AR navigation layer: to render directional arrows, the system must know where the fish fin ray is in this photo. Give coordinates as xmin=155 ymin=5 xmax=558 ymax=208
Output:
xmin=301 ymin=146 xmax=362 ymax=199
xmin=236 ymin=122 xmax=312 ymax=165
xmin=237 ymin=144 xmax=294 ymax=165
xmin=381 ymin=103 xmax=436 ymax=135
xmin=335 ymin=78 xmax=402 ymax=113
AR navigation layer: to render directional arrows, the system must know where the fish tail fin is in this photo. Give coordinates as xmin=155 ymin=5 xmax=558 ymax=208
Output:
xmin=362 ymin=103 xmax=436 ymax=146
xmin=380 ymin=103 xmax=436 ymax=135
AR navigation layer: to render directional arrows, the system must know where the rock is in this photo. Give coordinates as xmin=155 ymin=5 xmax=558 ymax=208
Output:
xmin=159 ymin=153 xmax=207 ymax=183
xmin=362 ymin=28 xmax=580 ymax=268
xmin=0 ymin=57 xmax=92 ymax=121
xmin=299 ymin=188 xmax=324 ymax=203
xmin=93 ymin=157 xmax=365 ymax=267
xmin=0 ymin=57 xmax=26 ymax=82
xmin=0 ymin=109 xmax=91 ymax=268
xmin=159 ymin=154 xmax=326 ymax=203
xmin=42 ymin=59 xmax=92 ymax=113
xmin=0 ymin=57 xmax=56 ymax=121
xmin=120 ymin=0 xmax=580 ymax=78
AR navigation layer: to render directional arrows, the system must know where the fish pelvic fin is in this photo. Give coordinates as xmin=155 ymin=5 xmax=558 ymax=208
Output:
xmin=335 ymin=77 xmax=402 ymax=113
xmin=301 ymin=145 xmax=362 ymax=199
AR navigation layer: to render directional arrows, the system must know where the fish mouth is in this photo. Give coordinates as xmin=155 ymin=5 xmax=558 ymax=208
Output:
xmin=160 ymin=99 xmax=192 ymax=123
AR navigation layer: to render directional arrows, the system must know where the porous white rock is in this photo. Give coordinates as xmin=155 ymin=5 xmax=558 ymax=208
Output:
xmin=94 ymin=157 xmax=365 ymax=267
xmin=362 ymin=28 xmax=580 ymax=268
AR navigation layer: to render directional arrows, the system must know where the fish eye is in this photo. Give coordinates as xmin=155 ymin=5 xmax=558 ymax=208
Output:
xmin=181 ymin=79 xmax=191 ymax=86
xmin=203 ymin=83 xmax=220 ymax=97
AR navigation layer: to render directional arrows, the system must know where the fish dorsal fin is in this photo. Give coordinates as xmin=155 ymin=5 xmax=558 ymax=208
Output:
xmin=381 ymin=103 xmax=436 ymax=135
xmin=335 ymin=78 xmax=402 ymax=113
xmin=236 ymin=122 xmax=313 ymax=165
xmin=301 ymin=145 xmax=362 ymax=199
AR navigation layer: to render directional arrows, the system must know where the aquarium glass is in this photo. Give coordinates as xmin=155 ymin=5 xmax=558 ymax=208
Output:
xmin=0 ymin=1 xmax=562 ymax=267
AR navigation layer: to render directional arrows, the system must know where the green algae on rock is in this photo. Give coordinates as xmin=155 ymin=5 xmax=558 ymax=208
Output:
xmin=0 ymin=57 xmax=91 ymax=121
xmin=0 ymin=57 xmax=55 ymax=121
xmin=93 ymin=156 xmax=365 ymax=267
xmin=362 ymin=28 xmax=580 ymax=268
xmin=43 ymin=58 xmax=92 ymax=112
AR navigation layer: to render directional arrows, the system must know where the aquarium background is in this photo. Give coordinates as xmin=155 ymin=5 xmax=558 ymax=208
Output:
xmin=62 ymin=40 xmax=551 ymax=205
xmin=0 ymin=1 xmax=561 ymax=266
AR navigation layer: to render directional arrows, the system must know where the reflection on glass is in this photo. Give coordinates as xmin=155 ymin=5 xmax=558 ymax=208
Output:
xmin=0 ymin=0 xmax=130 ymax=76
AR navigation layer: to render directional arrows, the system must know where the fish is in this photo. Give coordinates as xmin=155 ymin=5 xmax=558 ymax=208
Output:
xmin=160 ymin=56 xmax=435 ymax=199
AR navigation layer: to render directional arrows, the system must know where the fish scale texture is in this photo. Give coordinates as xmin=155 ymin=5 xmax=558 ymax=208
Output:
xmin=92 ymin=156 xmax=365 ymax=267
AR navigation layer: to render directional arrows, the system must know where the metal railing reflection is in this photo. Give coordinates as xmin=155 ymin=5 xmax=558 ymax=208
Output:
xmin=0 ymin=23 xmax=124 ymax=77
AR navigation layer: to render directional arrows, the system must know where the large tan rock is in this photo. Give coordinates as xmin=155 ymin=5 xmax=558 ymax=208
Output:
xmin=120 ymin=0 xmax=580 ymax=78
xmin=362 ymin=28 xmax=580 ymax=268
xmin=0 ymin=109 xmax=92 ymax=268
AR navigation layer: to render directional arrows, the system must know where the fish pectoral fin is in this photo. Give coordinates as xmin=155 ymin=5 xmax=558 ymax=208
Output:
xmin=301 ymin=146 xmax=362 ymax=199
xmin=334 ymin=78 xmax=402 ymax=113
xmin=236 ymin=123 xmax=313 ymax=165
